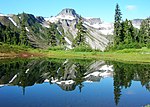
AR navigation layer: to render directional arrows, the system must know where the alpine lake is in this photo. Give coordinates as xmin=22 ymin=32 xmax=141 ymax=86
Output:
xmin=0 ymin=58 xmax=150 ymax=107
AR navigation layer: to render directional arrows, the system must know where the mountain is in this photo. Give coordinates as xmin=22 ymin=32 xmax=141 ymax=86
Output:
xmin=0 ymin=10 xmax=113 ymax=51
xmin=0 ymin=8 xmax=145 ymax=51
xmin=0 ymin=13 xmax=51 ymax=48
xmin=132 ymin=19 xmax=143 ymax=29
xmin=45 ymin=8 xmax=113 ymax=51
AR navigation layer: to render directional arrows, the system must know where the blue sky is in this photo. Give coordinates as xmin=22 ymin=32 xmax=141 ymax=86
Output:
xmin=0 ymin=0 xmax=149 ymax=22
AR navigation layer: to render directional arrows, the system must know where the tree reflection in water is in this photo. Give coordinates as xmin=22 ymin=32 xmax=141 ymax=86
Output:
xmin=113 ymin=62 xmax=150 ymax=105
xmin=0 ymin=59 xmax=150 ymax=105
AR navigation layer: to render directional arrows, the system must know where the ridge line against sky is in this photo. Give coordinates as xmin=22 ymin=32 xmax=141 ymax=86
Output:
xmin=0 ymin=0 xmax=149 ymax=22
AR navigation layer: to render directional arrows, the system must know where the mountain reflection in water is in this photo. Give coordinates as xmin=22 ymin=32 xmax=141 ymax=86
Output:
xmin=0 ymin=58 xmax=150 ymax=107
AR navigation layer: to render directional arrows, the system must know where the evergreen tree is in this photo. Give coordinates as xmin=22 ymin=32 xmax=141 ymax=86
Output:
xmin=59 ymin=28 xmax=66 ymax=46
xmin=114 ymin=4 xmax=122 ymax=45
xmin=48 ymin=23 xmax=57 ymax=47
xmin=60 ymin=36 xmax=66 ymax=46
xmin=0 ymin=23 xmax=6 ymax=43
xmin=12 ymin=33 xmax=17 ymax=45
xmin=3 ymin=29 xmax=6 ymax=43
xmin=122 ymin=19 xmax=135 ymax=44
xmin=0 ymin=25 xmax=2 ymax=42
xmin=139 ymin=18 xmax=150 ymax=47
xmin=5 ymin=27 xmax=11 ymax=44
xmin=74 ymin=16 xmax=86 ymax=46
xmin=128 ymin=20 xmax=136 ymax=42
xmin=20 ymin=18 xmax=28 ymax=46
xmin=112 ymin=3 xmax=139 ymax=50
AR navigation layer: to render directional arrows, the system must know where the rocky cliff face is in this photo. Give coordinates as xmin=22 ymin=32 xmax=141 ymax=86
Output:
xmin=45 ymin=8 xmax=113 ymax=51
xmin=56 ymin=8 xmax=79 ymax=19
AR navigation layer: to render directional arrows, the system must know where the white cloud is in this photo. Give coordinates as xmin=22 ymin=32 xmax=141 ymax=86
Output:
xmin=126 ymin=5 xmax=136 ymax=11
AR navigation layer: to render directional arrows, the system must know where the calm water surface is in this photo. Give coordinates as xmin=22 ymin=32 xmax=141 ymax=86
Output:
xmin=0 ymin=58 xmax=150 ymax=107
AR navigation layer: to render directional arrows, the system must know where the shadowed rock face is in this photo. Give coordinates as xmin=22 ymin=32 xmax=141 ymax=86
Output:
xmin=57 ymin=8 xmax=79 ymax=19
xmin=36 ymin=16 xmax=45 ymax=23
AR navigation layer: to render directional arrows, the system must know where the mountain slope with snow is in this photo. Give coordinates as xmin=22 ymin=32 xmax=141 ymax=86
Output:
xmin=0 ymin=8 xmax=144 ymax=51
xmin=45 ymin=8 xmax=113 ymax=51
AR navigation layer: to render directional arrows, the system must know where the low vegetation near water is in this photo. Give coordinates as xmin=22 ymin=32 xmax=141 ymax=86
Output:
xmin=0 ymin=43 xmax=150 ymax=63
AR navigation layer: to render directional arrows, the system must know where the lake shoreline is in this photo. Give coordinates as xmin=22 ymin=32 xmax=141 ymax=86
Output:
xmin=0 ymin=44 xmax=150 ymax=63
xmin=0 ymin=50 xmax=150 ymax=63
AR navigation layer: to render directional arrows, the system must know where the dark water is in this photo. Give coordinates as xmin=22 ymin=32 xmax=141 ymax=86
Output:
xmin=0 ymin=58 xmax=150 ymax=107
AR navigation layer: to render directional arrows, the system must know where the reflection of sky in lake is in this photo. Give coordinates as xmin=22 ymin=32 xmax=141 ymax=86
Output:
xmin=120 ymin=81 xmax=150 ymax=107
xmin=0 ymin=78 xmax=150 ymax=107
xmin=0 ymin=59 xmax=150 ymax=107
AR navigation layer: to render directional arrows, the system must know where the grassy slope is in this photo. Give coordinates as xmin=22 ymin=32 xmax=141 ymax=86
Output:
xmin=0 ymin=44 xmax=150 ymax=63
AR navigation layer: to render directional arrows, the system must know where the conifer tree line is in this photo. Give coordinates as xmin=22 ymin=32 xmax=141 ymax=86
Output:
xmin=113 ymin=4 xmax=150 ymax=49
xmin=0 ymin=24 xmax=19 ymax=45
xmin=0 ymin=17 xmax=29 ymax=46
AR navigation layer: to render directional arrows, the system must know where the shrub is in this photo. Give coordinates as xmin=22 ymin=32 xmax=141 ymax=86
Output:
xmin=109 ymin=42 xmax=142 ymax=51
xmin=72 ymin=45 xmax=93 ymax=52
xmin=48 ymin=46 xmax=65 ymax=51
xmin=147 ymin=43 xmax=150 ymax=49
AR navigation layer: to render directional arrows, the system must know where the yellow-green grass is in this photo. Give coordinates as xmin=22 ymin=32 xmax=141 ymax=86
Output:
xmin=0 ymin=44 xmax=150 ymax=63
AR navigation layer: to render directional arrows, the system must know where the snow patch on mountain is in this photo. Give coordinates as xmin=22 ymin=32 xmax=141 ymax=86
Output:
xmin=45 ymin=17 xmax=57 ymax=23
xmin=0 ymin=14 xmax=6 ymax=16
xmin=45 ymin=8 xmax=113 ymax=51
xmin=84 ymin=20 xmax=113 ymax=35
xmin=84 ymin=21 xmax=100 ymax=29
xmin=100 ymin=29 xmax=113 ymax=35
xmin=8 ymin=17 xmax=17 ymax=26
xmin=64 ymin=37 xmax=72 ymax=45
xmin=57 ymin=27 xmax=62 ymax=35
xmin=64 ymin=37 xmax=72 ymax=49
xmin=45 ymin=8 xmax=78 ymax=23
xmin=45 ymin=15 xmax=76 ymax=23
xmin=57 ymin=15 xmax=76 ymax=20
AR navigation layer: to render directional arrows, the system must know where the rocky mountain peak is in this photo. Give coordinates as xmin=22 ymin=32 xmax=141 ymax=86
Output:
xmin=57 ymin=8 xmax=79 ymax=19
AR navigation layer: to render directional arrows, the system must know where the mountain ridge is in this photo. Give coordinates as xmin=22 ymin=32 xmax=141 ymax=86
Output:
xmin=0 ymin=8 xmax=144 ymax=51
